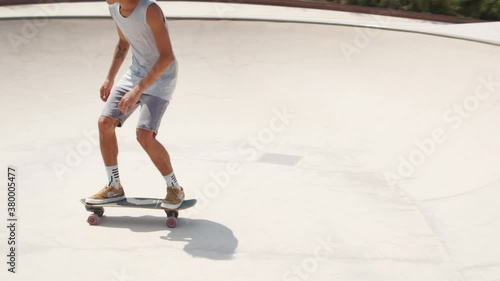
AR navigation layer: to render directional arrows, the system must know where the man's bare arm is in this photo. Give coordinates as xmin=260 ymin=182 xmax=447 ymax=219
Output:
xmin=107 ymin=25 xmax=130 ymax=81
xmin=135 ymin=3 xmax=175 ymax=93
xmin=117 ymin=4 xmax=175 ymax=112
xmin=100 ymin=25 xmax=129 ymax=102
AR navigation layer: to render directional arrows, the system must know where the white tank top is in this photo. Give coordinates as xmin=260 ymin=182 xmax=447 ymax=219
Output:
xmin=109 ymin=0 xmax=177 ymax=100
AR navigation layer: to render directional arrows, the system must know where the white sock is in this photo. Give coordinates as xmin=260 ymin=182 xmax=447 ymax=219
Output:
xmin=106 ymin=165 xmax=121 ymax=189
xmin=164 ymin=172 xmax=180 ymax=189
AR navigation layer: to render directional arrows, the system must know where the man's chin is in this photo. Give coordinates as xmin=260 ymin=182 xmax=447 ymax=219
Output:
xmin=106 ymin=0 xmax=118 ymax=4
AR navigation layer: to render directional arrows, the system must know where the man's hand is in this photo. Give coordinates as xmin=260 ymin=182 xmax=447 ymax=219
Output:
xmin=100 ymin=78 xmax=114 ymax=102
xmin=118 ymin=88 xmax=142 ymax=114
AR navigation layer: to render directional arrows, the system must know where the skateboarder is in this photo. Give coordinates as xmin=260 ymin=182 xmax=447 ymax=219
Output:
xmin=86 ymin=0 xmax=184 ymax=209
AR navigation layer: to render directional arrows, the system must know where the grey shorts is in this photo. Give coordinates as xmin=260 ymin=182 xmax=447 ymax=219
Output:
xmin=101 ymin=87 xmax=170 ymax=134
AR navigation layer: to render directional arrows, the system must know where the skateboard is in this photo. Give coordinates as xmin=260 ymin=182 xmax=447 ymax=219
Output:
xmin=80 ymin=198 xmax=197 ymax=228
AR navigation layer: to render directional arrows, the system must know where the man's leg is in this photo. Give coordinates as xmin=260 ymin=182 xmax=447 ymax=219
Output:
xmin=136 ymin=128 xmax=184 ymax=208
xmin=99 ymin=116 xmax=120 ymax=167
xmin=85 ymin=87 xmax=137 ymax=204
xmin=136 ymin=128 xmax=173 ymax=176
xmin=135 ymin=93 xmax=184 ymax=208
xmin=98 ymin=116 xmax=123 ymax=188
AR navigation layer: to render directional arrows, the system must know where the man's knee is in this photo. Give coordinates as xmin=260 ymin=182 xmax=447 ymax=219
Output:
xmin=98 ymin=116 xmax=118 ymax=133
xmin=136 ymin=129 xmax=155 ymax=148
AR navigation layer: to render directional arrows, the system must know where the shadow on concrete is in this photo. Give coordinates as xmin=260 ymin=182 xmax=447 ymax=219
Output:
xmin=94 ymin=215 xmax=238 ymax=260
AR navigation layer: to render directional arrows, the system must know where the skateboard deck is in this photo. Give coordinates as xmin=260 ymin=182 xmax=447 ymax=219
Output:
xmin=80 ymin=198 xmax=197 ymax=228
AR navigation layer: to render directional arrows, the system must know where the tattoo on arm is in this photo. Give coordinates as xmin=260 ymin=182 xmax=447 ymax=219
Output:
xmin=115 ymin=45 xmax=127 ymax=61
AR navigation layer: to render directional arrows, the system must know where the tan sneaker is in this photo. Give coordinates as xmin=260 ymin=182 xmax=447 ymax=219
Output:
xmin=85 ymin=184 xmax=125 ymax=204
xmin=161 ymin=187 xmax=185 ymax=209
